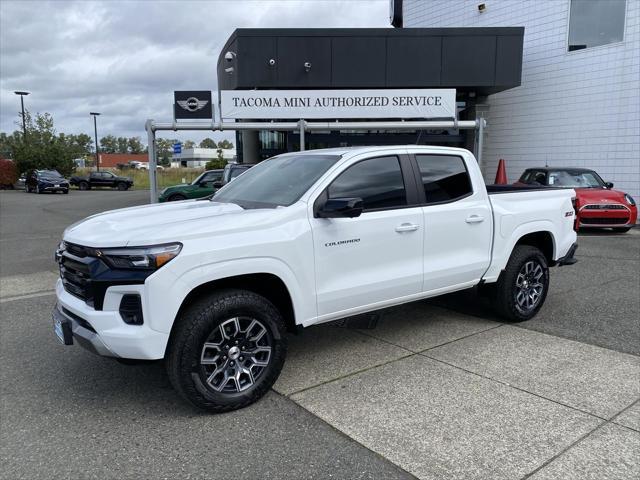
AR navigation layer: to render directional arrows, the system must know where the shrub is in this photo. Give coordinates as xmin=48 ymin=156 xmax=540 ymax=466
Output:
xmin=0 ymin=159 xmax=18 ymax=187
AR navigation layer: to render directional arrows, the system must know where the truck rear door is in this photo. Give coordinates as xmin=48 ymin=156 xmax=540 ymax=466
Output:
xmin=411 ymin=151 xmax=493 ymax=292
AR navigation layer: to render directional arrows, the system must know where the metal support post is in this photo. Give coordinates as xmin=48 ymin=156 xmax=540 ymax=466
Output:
xmin=298 ymin=119 xmax=306 ymax=151
xmin=146 ymin=120 xmax=158 ymax=204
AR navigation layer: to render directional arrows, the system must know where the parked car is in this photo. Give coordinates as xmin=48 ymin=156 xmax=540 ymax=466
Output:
xmin=14 ymin=173 xmax=26 ymax=190
xmin=69 ymin=171 xmax=133 ymax=191
xmin=159 ymin=169 xmax=223 ymax=202
xmin=222 ymin=163 xmax=255 ymax=185
xmin=517 ymin=167 xmax=637 ymax=232
xmin=25 ymin=169 xmax=69 ymax=194
xmin=53 ymin=146 xmax=578 ymax=412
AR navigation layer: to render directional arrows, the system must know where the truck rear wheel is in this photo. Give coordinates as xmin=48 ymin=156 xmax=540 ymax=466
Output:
xmin=166 ymin=289 xmax=287 ymax=413
xmin=493 ymin=245 xmax=549 ymax=322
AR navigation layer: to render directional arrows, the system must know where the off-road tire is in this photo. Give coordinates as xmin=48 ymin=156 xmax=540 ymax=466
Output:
xmin=79 ymin=181 xmax=89 ymax=191
xmin=168 ymin=194 xmax=187 ymax=202
xmin=166 ymin=289 xmax=287 ymax=413
xmin=493 ymin=245 xmax=549 ymax=322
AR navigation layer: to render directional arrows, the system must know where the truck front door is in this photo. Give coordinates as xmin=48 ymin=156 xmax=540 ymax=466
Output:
xmin=310 ymin=154 xmax=423 ymax=319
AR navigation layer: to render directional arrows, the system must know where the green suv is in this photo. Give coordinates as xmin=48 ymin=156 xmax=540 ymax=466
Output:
xmin=159 ymin=169 xmax=223 ymax=202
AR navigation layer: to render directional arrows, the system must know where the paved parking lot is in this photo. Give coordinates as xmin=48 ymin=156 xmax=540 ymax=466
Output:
xmin=1 ymin=189 xmax=638 ymax=479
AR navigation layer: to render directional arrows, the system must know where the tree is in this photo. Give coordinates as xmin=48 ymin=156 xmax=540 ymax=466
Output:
xmin=100 ymin=135 xmax=118 ymax=154
xmin=116 ymin=137 xmax=129 ymax=154
xmin=217 ymin=139 xmax=234 ymax=149
xmin=155 ymin=138 xmax=178 ymax=166
xmin=128 ymin=136 xmax=144 ymax=154
xmin=205 ymin=159 xmax=226 ymax=170
xmin=184 ymin=140 xmax=196 ymax=149
xmin=199 ymin=138 xmax=217 ymax=149
xmin=10 ymin=111 xmax=77 ymax=176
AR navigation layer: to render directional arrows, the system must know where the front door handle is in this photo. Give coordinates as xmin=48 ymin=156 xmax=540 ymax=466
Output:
xmin=395 ymin=223 xmax=420 ymax=233
xmin=465 ymin=215 xmax=485 ymax=224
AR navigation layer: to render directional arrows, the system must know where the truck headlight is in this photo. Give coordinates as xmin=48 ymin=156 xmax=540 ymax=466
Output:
xmin=624 ymin=194 xmax=636 ymax=206
xmin=97 ymin=243 xmax=182 ymax=270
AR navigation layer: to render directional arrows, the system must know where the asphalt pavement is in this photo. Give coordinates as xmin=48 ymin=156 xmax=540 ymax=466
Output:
xmin=0 ymin=189 xmax=638 ymax=479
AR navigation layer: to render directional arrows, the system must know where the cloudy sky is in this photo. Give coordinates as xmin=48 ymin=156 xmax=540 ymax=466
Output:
xmin=0 ymin=0 xmax=388 ymax=145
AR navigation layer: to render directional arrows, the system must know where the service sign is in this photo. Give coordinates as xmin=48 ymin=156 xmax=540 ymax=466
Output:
xmin=220 ymin=89 xmax=456 ymax=120
xmin=174 ymin=90 xmax=213 ymax=120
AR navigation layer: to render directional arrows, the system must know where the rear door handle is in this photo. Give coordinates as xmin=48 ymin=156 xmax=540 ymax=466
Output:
xmin=465 ymin=215 xmax=485 ymax=224
xmin=395 ymin=223 xmax=419 ymax=232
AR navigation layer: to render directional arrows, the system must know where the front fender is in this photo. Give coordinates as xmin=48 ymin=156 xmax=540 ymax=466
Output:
xmin=144 ymin=257 xmax=313 ymax=335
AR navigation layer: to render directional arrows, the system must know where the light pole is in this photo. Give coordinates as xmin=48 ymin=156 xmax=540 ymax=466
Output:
xmin=90 ymin=112 xmax=101 ymax=171
xmin=14 ymin=91 xmax=30 ymax=140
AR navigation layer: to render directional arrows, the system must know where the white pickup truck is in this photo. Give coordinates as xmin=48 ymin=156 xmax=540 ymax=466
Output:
xmin=53 ymin=146 xmax=578 ymax=412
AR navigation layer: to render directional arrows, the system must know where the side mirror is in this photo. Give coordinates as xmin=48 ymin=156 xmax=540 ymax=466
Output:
xmin=213 ymin=181 xmax=223 ymax=189
xmin=605 ymin=182 xmax=614 ymax=189
xmin=317 ymin=197 xmax=363 ymax=218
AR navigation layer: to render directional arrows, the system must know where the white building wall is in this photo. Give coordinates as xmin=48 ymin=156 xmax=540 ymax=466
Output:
xmin=404 ymin=0 xmax=640 ymax=202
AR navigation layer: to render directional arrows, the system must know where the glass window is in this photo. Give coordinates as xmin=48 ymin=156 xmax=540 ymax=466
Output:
xmin=213 ymin=154 xmax=341 ymax=209
xmin=416 ymin=155 xmax=472 ymax=203
xmin=548 ymin=170 xmax=604 ymax=188
xmin=568 ymin=0 xmax=626 ymax=51
xmin=329 ymin=156 xmax=406 ymax=210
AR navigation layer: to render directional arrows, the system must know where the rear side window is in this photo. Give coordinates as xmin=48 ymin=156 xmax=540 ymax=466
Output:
xmin=416 ymin=154 xmax=472 ymax=203
xmin=329 ymin=156 xmax=407 ymax=210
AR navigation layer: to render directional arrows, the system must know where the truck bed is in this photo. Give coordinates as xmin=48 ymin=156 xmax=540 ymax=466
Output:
xmin=486 ymin=184 xmax=573 ymax=194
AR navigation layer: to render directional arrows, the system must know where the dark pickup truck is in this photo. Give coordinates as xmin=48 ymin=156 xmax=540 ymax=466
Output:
xmin=70 ymin=171 xmax=133 ymax=191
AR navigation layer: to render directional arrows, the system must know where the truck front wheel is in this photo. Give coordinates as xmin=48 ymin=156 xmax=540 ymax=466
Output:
xmin=166 ymin=289 xmax=287 ymax=413
xmin=79 ymin=181 xmax=89 ymax=191
xmin=493 ymin=245 xmax=549 ymax=322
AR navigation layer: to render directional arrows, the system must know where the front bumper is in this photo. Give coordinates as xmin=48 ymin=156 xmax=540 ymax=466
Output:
xmin=41 ymin=185 xmax=69 ymax=192
xmin=53 ymin=279 xmax=169 ymax=359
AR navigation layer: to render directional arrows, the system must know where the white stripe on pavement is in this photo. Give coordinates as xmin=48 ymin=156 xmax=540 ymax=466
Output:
xmin=0 ymin=271 xmax=59 ymax=299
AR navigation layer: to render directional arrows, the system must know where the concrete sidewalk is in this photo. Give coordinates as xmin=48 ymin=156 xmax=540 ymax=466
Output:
xmin=275 ymin=302 xmax=640 ymax=480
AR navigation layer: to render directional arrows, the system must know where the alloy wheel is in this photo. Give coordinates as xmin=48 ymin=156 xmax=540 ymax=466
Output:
xmin=515 ymin=260 xmax=545 ymax=313
xmin=200 ymin=317 xmax=272 ymax=393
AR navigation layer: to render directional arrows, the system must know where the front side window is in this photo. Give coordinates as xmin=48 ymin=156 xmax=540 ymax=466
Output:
xmin=568 ymin=0 xmax=626 ymax=51
xmin=328 ymin=156 xmax=407 ymax=210
xmin=416 ymin=154 xmax=472 ymax=203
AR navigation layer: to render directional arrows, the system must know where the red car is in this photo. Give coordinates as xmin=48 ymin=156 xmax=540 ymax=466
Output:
xmin=516 ymin=167 xmax=637 ymax=232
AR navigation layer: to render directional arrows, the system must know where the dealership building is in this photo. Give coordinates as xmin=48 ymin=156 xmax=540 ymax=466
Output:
xmin=216 ymin=0 xmax=638 ymax=203
xmin=402 ymin=0 xmax=639 ymax=202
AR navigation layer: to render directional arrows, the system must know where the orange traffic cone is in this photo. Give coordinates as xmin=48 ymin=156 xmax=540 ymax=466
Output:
xmin=494 ymin=158 xmax=508 ymax=185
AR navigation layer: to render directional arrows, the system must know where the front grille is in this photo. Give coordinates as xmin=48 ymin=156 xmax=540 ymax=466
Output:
xmin=58 ymin=243 xmax=151 ymax=311
xmin=583 ymin=204 xmax=626 ymax=210
xmin=581 ymin=217 xmax=629 ymax=225
xmin=59 ymin=255 xmax=94 ymax=305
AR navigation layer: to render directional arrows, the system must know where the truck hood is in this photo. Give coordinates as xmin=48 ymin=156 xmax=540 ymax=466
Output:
xmin=63 ymin=200 xmax=284 ymax=247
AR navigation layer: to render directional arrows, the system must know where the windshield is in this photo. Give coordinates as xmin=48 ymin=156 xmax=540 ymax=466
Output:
xmin=549 ymin=170 xmax=604 ymax=188
xmin=213 ymin=154 xmax=342 ymax=208
xmin=39 ymin=171 xmax=63 ymax=180
xmin=191 ymin=171 xmax=207 ymax=185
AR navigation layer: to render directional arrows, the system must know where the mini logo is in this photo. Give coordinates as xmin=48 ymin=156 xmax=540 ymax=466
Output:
xmin=177 ymin=97 xmax=209 ymax=112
